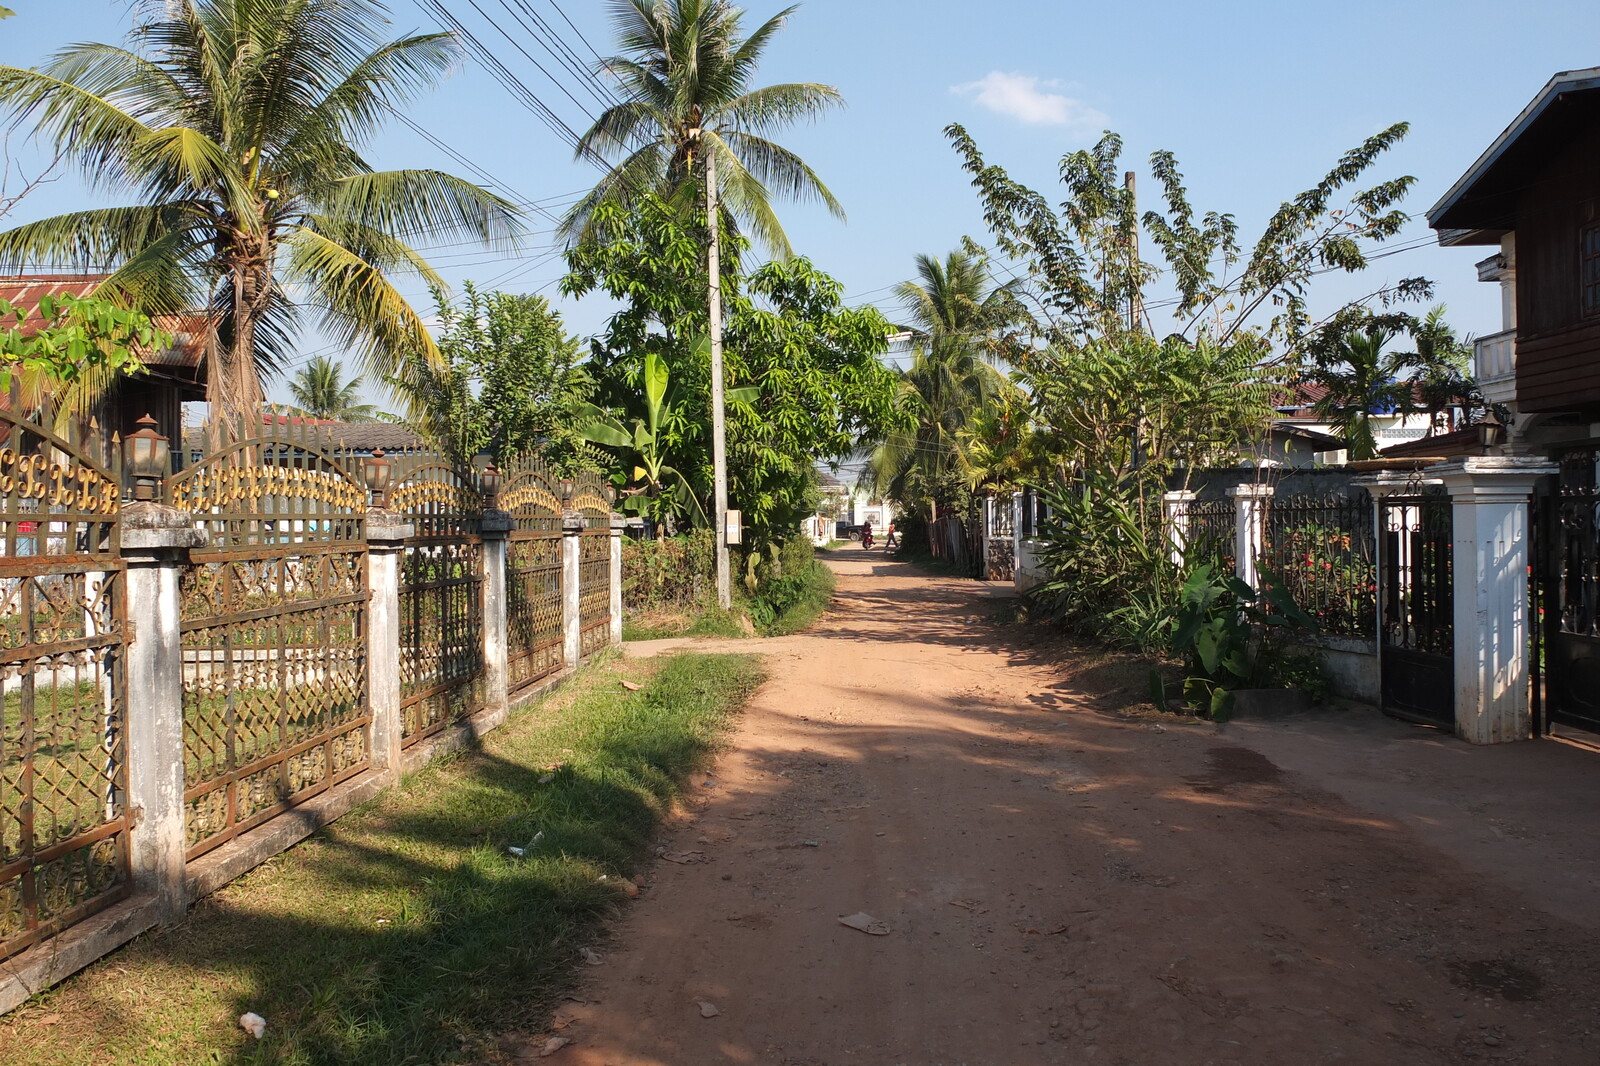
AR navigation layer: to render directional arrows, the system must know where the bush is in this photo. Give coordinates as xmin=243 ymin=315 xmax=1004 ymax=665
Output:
xmin=621 ymin=531 xmax=715 ymax=612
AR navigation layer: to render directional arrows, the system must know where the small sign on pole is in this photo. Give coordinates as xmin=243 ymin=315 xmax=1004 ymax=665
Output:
xmin=724 ymin=509 xmax=743 ymax=546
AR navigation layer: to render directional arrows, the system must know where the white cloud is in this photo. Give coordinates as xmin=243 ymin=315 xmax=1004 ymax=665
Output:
xmin=950 ymin=72 xmax=1107 ymax=129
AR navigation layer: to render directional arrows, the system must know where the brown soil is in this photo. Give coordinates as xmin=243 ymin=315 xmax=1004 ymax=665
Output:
xmin=523 ymin=555 xmax=1600 ymax=1066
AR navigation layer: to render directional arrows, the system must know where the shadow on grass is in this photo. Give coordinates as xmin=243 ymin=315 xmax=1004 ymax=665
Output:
xmin=0 ymin=654 xmax=764 ymax=1066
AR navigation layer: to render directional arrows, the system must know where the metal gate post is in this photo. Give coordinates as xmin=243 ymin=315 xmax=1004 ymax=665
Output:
xmin=481 ymin=511 xmax=513 ymax=716
xmin=562 ymin=508 xmax=584 ymax=669
xmin=121 ymin=503 xmax=204 ymax=923
xmin=365 ymin=510 xmax=412 ymax=776
xmin=1436 ymin=456 xmax=1557 ymax=743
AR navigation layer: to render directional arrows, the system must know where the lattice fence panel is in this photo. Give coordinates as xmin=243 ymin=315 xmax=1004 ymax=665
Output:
xmin=170 ymin=418 xmax=370 ymax=860
xmin=503 ymin=455 xmax=565 ymax=692
xmin=0 ymin=411 xmax=129 ymax=961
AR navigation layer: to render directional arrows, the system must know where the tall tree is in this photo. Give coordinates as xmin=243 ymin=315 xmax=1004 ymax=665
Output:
xmin=869 ymin=250 xmax=1024 ymax=518
xmin=563 ymin=0 xmax=843 ymax=258
xmin=285 ymin=354 xmax=382 ymax=422
xmin=0 ymin=0 xmax=521 ymax=421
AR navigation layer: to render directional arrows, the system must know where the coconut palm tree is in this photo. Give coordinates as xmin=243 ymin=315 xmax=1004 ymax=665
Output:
xmin=285 ymin=355 xmax=383 ymax=422
xmin=1308 ymin=324 xmax=1417 ymax=461
xmin=563 ymin=0 xmax=843 ymax=258
xmin=0 ymin=0 xmax=521 ymax=422
xmin=869 ymin=251 xmax=1025 ymax=515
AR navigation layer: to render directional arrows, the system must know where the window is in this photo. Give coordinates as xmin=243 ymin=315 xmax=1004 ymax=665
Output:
xmin=1584 ymin=222 xmax=1600 ymax=318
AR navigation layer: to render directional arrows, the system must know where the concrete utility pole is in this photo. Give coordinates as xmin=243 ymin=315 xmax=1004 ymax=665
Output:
xmin=705 ymin=140 xmax=732 ymax=609
xmin=1125 ymin=170 xmax=1145 ymax=335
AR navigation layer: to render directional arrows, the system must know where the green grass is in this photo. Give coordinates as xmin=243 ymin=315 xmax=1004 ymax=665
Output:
xmin=0 ymin=652 xmax=766 ymax=1066
xmin=749 ymin=560 xmax=836 ymax=637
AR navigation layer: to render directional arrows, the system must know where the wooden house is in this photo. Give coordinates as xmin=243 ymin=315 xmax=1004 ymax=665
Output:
xmin=1427 ymin=66 xmax=1600 ymax=437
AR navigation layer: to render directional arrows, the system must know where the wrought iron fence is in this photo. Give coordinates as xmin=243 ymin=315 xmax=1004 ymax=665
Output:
xmin=1260 ymin=490 xmax=1377 ymax=638
xmin=393 ymin=457 xmax=485 ymax=747
xmin=502 ymin=456 xmax=564 ymax=693
xmin=1182 ymin=497 xmax=1235 ymax=574
xmin=572 ymin=474 xmax=614 ymax=657
xmin=0 ymin=412 xmax=128 ymax=962
xmin=168 ymin=418 xmax=369 ymax=861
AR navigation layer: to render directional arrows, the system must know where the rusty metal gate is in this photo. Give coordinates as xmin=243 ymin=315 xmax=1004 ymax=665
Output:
xmin=393 ymin=457 xmax=485 ymax=746
xmin=168 ymin=420 xmax=370 ymax=861
xmin=502 ymin=458 xmax=564 ymax=694
xmin=1379 ymin=490 xmax=1455 ymax=728
xmin=572 ymin=475 xmax=613 ymax=657
xmin=0 ymin=412 xmax=128 ymax=961
xmin=1541 ymin=446 xmax=1600 ymax=733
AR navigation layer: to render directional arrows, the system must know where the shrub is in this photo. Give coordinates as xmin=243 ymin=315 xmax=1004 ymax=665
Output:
xmin=621 ymin=531 xmax=715 ymax=612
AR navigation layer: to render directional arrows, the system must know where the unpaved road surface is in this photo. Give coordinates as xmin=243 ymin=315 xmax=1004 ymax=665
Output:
xmin=536 ymin=556 xmax=1600 ymax=1065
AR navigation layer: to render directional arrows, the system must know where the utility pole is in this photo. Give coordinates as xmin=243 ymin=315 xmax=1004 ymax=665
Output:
xmin=1125 ymin=170 xmax=1145 ymax=335
xmin=705 ymin=139 xmax=732 ymax=609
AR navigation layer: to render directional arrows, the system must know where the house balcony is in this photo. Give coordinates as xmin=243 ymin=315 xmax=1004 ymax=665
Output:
xmin=1474 ymin=328 xmax=1517 ymax=407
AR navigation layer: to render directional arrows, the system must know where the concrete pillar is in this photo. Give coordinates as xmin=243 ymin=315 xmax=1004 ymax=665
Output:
xmin=1162 ymin=490 xmax=1196 ymax=568
xmin=1011 ymin=491 xmax=1024 ymax=573
xmin=609 ymin=512 xmax=624 ymax=646
xmin=480 ymin=512 xmax=512 ymax=717
xmin=562 ymin=510 xmax=584 ymax=669
xmin=1227 ymin=484 xmax=1274 ymax=589
xmin=1435 ymin=456 xmax=1556 ymax=744
xmin=364 ymin=511 xmax=412 ymax=776
xmin=120 ymin=502 xmax=203 ymax=924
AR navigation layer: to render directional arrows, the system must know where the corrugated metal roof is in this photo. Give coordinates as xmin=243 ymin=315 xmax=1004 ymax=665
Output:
xmin=0 ymin=274 xmax=209 ymax=370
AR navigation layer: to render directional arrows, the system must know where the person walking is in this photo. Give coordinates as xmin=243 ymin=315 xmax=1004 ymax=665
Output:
xmin=884 ymin=521 xmax=899 ymax=551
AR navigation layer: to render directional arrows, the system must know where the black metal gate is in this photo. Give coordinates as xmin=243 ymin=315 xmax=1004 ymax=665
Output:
xmin=1542 ymin=446 xmax=1600 ymax=733
xmin=1379 ymin=491 xmax=1455 ymax=728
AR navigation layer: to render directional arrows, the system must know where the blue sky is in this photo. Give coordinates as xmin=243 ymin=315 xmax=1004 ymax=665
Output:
xmin=3 ymin=0 xmax=1599 ymax=409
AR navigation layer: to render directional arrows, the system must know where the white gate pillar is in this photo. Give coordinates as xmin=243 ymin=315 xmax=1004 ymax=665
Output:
xmin=364 ymin=511 xmax=412 ymax=776
xmin=609 ymin=512 xmax=625 ymax=646
xmin=562 ymin=509 xmax=584 ymax=669
xmin=1161 ymin=490 xmax=1196 ymax=568
xmin=121 ymin=502 xmax=204 ymax=924
xmin=1435 ymin=456 xmax=1556 ymax=744
xmin=1226 ymin=484 xmax=1274 ymax=588
xmin=480 ymin=511 xmax=513 ymax=718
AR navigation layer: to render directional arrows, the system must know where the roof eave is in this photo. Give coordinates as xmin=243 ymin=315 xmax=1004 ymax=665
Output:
xmin=1427 ymin=67 xmax=1600 ymax=229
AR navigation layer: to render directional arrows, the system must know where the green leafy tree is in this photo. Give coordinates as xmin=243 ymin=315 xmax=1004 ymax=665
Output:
xmin=0 ymin=0 xmax=521 ymax=421
xmin=564 ymin=196 xmax=904 ymax=547
xmin=284 ymin=355 xmax=383 ymax=422
xmin=0 ymin=292 xmax=167 ymax=428
xmin=393 ymin=284 xmax=591 ymax=467
xmin=564 ymin=0 xmax=843 ymax=258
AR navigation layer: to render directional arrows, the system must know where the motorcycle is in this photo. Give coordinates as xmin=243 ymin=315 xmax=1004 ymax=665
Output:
xmin=860 ymin=528 xmax=874 ymax=550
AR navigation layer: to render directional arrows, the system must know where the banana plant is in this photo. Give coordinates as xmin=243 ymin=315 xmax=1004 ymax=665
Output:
xmin=578 ymin=341 xmax=756 ymax=534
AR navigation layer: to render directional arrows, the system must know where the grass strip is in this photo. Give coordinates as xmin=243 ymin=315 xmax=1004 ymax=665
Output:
xmin=0 ymin=652 xmax=766 ymax=1066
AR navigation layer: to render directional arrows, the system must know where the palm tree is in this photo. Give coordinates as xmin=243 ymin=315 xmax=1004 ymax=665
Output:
xmin=869 ymin=251 xmax=1023 ymax=515
xmin=563 ymin=0 xmax=844 ymax=258
xmin=285 ymin=355 xmax=383 ymax=422
xmin=1309 ymin=324 xmax=1417 ymax=461
xmin=0 ymin=0 xmax=521 ymax=422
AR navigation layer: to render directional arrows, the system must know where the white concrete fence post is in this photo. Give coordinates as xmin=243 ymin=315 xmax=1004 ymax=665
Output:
xmin=562 ymin=509 xmax=584 ymax=669
xmin=1161 ymin=490 xmax=1196 ymax=568
xmin=480 ymin=511 xmax=513 ymax=717
xmin=609 ymin=512 xmax=624 ymax=646
xmin=363 ymin=511 xmax=412 ymax=778
xmin=1435 ymin=456 xmax=1556 ymax=744
xmin=1227 ymin=484 xmax=1275 ymax=589
xmin=121 ymin=502 xmax=204 ymax=924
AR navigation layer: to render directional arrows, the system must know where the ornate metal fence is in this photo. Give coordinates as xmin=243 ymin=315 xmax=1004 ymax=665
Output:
xmin=392 ymin=456 xmax=484 ymax=747
xmin=1182 ymin=497 xmax=1236 ymax=574
xmin=1259 ymin=491 xmax=1377 ymax=637
xmin=572 ymin=474 xmax=614 ymax=657
xmin=168 ymin=419 xmax=369 ymax=861
xmin=0 ymin=413 xmax=128 ymax=962
xmin=502 ymin=457 xmax=564 ymax=694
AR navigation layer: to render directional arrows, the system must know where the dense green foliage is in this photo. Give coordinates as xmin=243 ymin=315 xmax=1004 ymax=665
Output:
xmin=395 ymin=283 xmax=593 ymax=468
xmin=0 ymin=0 xmax=520 ymax=419
xmin=564 ymin=197 xmax=904 ymax=547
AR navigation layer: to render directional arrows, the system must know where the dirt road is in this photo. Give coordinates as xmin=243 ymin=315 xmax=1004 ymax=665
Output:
xmin=538 ymin=555 xmax=1600 ymax=1066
